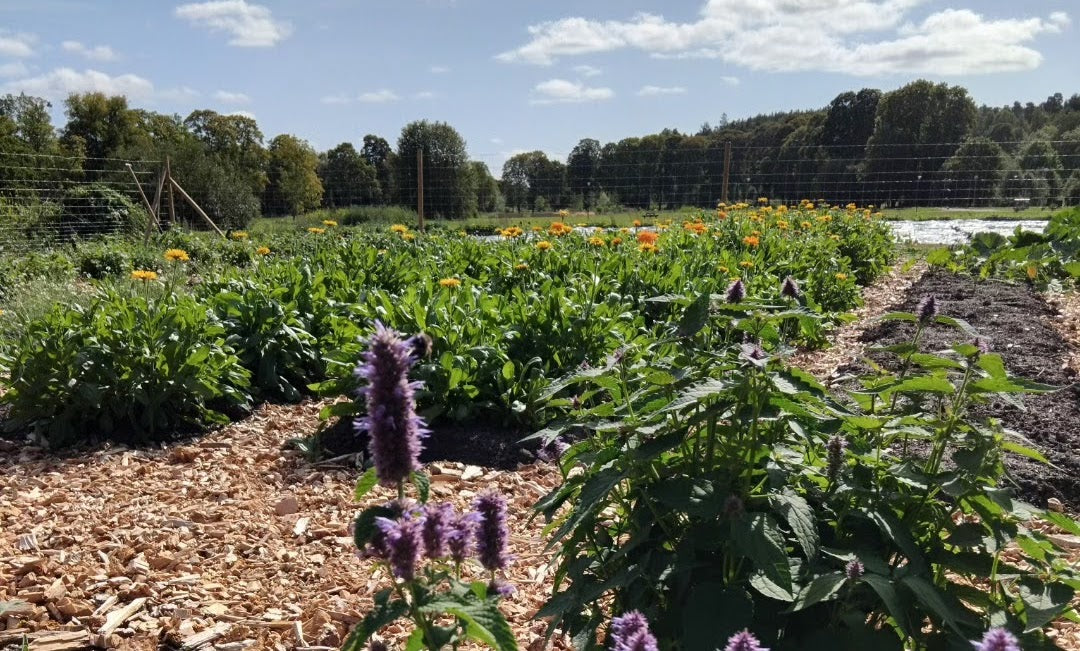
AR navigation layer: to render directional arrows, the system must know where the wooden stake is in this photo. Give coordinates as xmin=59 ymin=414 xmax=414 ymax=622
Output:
xmin=127 ymin=163 xmax=158 ymax=243
xmin=721 ymin=141 xmax=732 ymax=205
xmin=416 ymin=149 xmax=425 ymax=232
xmin=166 ymin=157 xmax=177 ymax=228
xmin=170 ymin=178 xmax=226 ymax=237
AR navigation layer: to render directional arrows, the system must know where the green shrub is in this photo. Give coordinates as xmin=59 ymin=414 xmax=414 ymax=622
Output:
xmin=75 ymin=241 xmax=131 ymax=279
xmin=1 ymin=287 xmax=251 ymax=446
xmin=54 ymin=183 xmax=149 ymax=238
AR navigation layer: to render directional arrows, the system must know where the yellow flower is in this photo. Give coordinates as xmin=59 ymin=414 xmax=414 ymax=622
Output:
xmin=835 ymin=272 xmax=848 ymax=281
xmin=757 ymin=197 xmax=769 ymax=204
xmin=817 ymin=215 xmax=832 ymax=223
xmin=800 ymin=221 xmax=812 ymax=229
xmin=684 ymin=222 xmax=707 ymax=235
xmin=402 ymin=232 xmax=416 ymax=241
xmin=777 ymin=220 xmax=789 ymax=230
xmin=230 ymin=231 xmax=249 ymax=241
xmin=308 ymin=227 xmax=326 ymax=234
xmin=558 ymin=209 xmax=570 ymax=217
xmin=536 ymin=240 xmax=552 ymax=250
xmin=439 ymin=277 xmax=462 ymax=288
xmin=716 ymin=210 xmax=728 ymax=220
xmin=164 ymin=248 xmax=190 ymax=262
xmin=256 ymin=246 xmax=271 ymax=256
xmin=611 ymin=237 xmax=623 ymax=246
xmin=1026 ymin=265 xmax=1037 ymax=280
xmin=501 ymin=226 xmax=524 ymax=239
xmin=323 ymin=220 xmax=338 ymax=227
xmin=532 ymin=226 xmax=543 ymax=232
xmin=576 ymin=223 xmax=587 ymax=227
xmin=515 ymin=263 xmax=529 ymax=271
xmin=548 ymin=222 xmax=573 ymax=236
xmin=390 ymin=224 xmax=410 ymax=234
xmin=588 ymin=236 xmax=606 ymax=247
xmin=619 ymin=227 xmax=630 ymax=234
xmin=742 ymin=235 xmax=760 ymax=247
xmin=717 ymin=265 xmax=729 ymax=274
xmin=638 ymin=242 xmax=659 ymax=254
xmin=131 ymin=270 xmax=158 ymax=281
xmin=739 ymin=260 xmax=754 ymax=269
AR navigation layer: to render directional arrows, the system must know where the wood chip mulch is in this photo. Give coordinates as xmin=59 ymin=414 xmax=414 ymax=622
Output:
xmin=0 ymin=404 xmax=568 ymax=650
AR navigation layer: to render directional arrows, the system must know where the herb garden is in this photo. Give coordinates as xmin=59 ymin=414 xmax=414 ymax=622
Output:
xmin=1 ymin=202 xmax=1079 ymax=650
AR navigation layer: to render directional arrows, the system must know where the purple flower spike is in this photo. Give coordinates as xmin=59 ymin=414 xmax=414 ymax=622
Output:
xmin=354 ymin=321 xmax=428 ymax=487
xmin=972 ymin=628 xmax=1021 ymax=651
xmin=473 ymin=491 xmax=511 ymax=572
xmin=826 ymin=435 xmax=847 ymax=484
xmin=916 ymin=295 xmax=938 ymax=324
xmin=488 ymin=578 xmax=516 ymax=598
xmin=422 ymin=502 xmax=456 ymax=559
xmin=724 ymin=630 xmax=768 ymax=651
xmin=609 ymin=611 xmax=658 ymax=651
xmin=845 ymin=559 xmax=864 ymax=580
xmin=726 ymin=278 xmax=746 ymax=303
xmin=447 ymin=511 xmax=478 ymax=565
xmin=780 ymin=276 xmax=800 ymax=299
xmin=376 ymin=514 xmax=424 ymax=581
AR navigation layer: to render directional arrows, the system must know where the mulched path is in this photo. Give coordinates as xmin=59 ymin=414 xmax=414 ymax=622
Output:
xmin=850 ymin=270 xmax=1080 ymax=510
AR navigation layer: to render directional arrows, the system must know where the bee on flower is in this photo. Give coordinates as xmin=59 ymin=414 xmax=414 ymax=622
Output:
xmin=164 ymin=248 xmax=190 ymax=262
xmin=439 ymin=277 xmax=462 ymax=288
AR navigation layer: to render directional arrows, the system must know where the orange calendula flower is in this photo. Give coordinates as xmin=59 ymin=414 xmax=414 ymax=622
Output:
xmin=548 ymin=222 xmax=574 ymax=236
xmin=633 ymin=219 xmax=643 ymax=227
xmin=637 ymin=231 xmax=659 ymax=245
xmin=801 ymin=221 xmax=813 ymax=229
xmin=256 ymin=246 xmax=271 ymax=255
xmin=742 ymin=235 xmax=760 ymax=247
xmin=536 ymin=240 xmax=552 ymax=250
xmin=439 ymin=277 xmax=462 ymax=288
xmin=1026 ymin=265 xmax=1037 ymax=280
xmin=131 ymin=270 xmax=158 ymax=281
xmin=587 ymin=236 xmax=606 ymax=247
xmin=639 ymin=242 xmax=659 ymax=254
xmin=611 ymin=237 xmax=623 ymax=246
xmin=501 ymin=226 xmax=524 ymax=238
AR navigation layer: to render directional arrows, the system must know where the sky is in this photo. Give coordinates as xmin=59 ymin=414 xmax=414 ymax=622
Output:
xmin=0 ymin=0 xmax=1077 ymax=172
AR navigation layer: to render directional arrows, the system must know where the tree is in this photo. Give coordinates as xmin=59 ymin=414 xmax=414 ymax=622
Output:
xmin=263 ymin=134 xmax=323 ymax=216
xmin=500 ymin=151 xmax=566 ymax=212
xmin=395 ymin=120 xmax=472 ymax=219
xmin=567 ymin=138 xmax=601 ymax=211
xmin=361 ymin=134 xmax=396 ymax=203
xmin=469 ymin=161 xmax=500 ymax=213
xmin=61 ymin=93 xmax=141 ymax=174
xmin=942 ymin=137 xmax=1006 ymax=206
xmin=1018 ymin=140 xmax=1063 ymax=205
xmin=319 ymin=142 xmax=380 ymax=207
xmin=183 ymin=109 xmax=268 ymax=194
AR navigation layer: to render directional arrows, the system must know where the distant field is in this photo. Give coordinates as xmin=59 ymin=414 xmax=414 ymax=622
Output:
xmin=881 ymin=206 xmax=1054 ymax=221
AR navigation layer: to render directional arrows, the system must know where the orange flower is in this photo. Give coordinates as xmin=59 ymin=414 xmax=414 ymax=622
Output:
xmin=638 ymin=242 xmax=659 ymax=254
xmin=637 ymin=230 xmax=659 ymax=245
xmin=742 ymin=235 xmax=760 ymax=247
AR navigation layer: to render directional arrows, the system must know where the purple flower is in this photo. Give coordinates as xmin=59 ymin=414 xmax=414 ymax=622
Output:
xmin=422 ymin=502 xmax=456 ymax=559
xmin=406 ymin=333 xmax=433 ymax=360
xmin=975 ymin=337 xmax=992 ymax=356
xmin=826 ymin=435 xmax=847 ymax=484
xmin=447 ymin=510 xmax=478 ymax=565
xmin=726 ymin=278 xmax=746 ymax=303
xmin=845 ymin=559 xmax=864 ymax=580
xmin=916 ymin=295 xmax=938 ymax=324
xmin=780 ymin=276 xmax=800 ymax=299
xmin=473 ymin=491 xmax=510 ymax=572
xmin=971 ymin=628 xmax=1020 ymax=651
xmin=609 ymin=611 xmax=658 ymax=651
xmin=354 ymin=321 xmax=428 ymax=487
xmin=537 ymin=437 xmax=570 ymax=463
xmin=724 ymin=630 xmax=768 ymax=651
xmin=361 ymin=500 xmax=406 ymax=560
xmin=375 ymin=513 xmax=424 ymax=581
xmin=487 ymin=578 xmax=516 ymax=598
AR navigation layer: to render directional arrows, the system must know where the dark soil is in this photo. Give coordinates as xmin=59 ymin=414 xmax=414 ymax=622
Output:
xmin=849 ymin=270 xmax=1080 ymax=509
xmin=319 ymin=415 xmax=534 ymax=470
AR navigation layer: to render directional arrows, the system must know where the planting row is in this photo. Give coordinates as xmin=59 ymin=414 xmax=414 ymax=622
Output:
xmin=0 ymin=203 xmax=894 ymax=446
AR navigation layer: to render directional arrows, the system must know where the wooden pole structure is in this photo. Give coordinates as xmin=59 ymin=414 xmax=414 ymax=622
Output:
xmin=126 ymin=163 xmax=159 ymax=244
xmin=170 ymin=177 xmax=226 ymax=238
xmin=165 ymin=158 xmax=177 ymax=228
xmin=416 ymin=149 xmax=425 ymax=232
xmin=721 ymin=141 xmax=732 ymax=205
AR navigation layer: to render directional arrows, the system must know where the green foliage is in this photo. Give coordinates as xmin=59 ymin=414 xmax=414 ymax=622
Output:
xmin=1 ymin=286 xmax=251 ymax=445
xmin=533 ymin=301 xmax=1077 ymax=649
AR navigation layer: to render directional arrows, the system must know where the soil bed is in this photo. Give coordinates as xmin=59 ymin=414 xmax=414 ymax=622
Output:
xmin=851 ymin=270 xmax=1080 ymax=509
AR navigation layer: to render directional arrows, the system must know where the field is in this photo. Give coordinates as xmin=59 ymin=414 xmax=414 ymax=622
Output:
xmin=2 ymin=203 xmax=1080 ymax=650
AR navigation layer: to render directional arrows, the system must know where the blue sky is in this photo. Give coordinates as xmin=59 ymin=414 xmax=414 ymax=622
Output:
xmin=0 ymin=0 xmax=1076 ymax=172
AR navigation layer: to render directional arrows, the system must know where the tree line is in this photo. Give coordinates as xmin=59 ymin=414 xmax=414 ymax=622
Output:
xmin=2 ymin=80 xmax=1079 ymax=230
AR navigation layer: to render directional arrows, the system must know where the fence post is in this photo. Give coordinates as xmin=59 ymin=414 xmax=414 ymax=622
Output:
xmin=721 ymin=141 xmax=732 ymax=205
xmin=416 ymin=149 xmax=425 ymax=232
xmin=166 ymin=157 xmax=177 ymax=228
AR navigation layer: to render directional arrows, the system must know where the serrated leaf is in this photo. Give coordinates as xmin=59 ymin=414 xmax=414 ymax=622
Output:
xmin=891 ymin=375 xmax=955 ymax=394
xmin=976 ymin=354 xmax=1007 ymax=379
xmin=909 ymin=353 xmax=965 ymax=370
xmin=341 ymin=589 xmax=408 ymax=651
xmin=900 ymin=575 xmax=977 ymax=633
xmin=861 ymin=574 xmax=912 ymax=636
xmin=787 ymin=572 xmax=846 ymax=613
xmin=771 ymin=491 xmax=819 ymax=560
xmin=734 ymin=513 xmax=793 ymax=596
xmin=679 ymin=292 xmax=711 ymax=337
xmin=421 ymin=597 xmax=518 ymax=651
xmin=412 ymin=471 xmax=430 ymax=503
xmin=354 ymin=467 xmax=378 ymax=501
xmin=1018 ymin=578 xmax=1075 ymax=631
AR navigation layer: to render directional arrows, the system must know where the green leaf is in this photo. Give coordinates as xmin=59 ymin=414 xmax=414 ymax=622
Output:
xmin=968 ymin=376 xmax=1057 ymax=394
xmin=353 ymin=505 xmax=396 ymax=550
xmin=976 ymin=354 xmax=1007 ymax=379
xmin=1018 ymin=577 xmax=1075 ymax=631
xmin=861 ymin=574 xmax=912 ymax=637
xmin=341 ymin=589 xmax=409 ymax=651
xmin=354 ymin=467 xmax=378 ymax=501
xmin=900 ymin=575 xmax=977 ymax=634
xmin=891 ymin=375 xmax=955 ymax=394
xmin=787 ymin=572 xmax=846 ymax=613
xmin=1042 ymin=512 xmax=1080 ymax=536
xmin=678 ymin=292 xmax=711 ymax=337
xmin=909 ymin=353 xmax=965 ymax=371
xmin=501 ymin=360 xmax=515 ymax=381
xmin=412 ymin=471 xmax=430 ymax=503
xmin=734 ymin=513 xmax=793 ymax=597
xmin=404 ymin=628 xmax=425 ymax=651
xmin=771 ymin=491 xmax=819 ymax=560
xmin=1001 ymin=440 xmax=1049 ymax=464
xmin=421 ymin=597 xmax=518 ymax=651
xmin=320 ymin=400 xmax=360 ymax=420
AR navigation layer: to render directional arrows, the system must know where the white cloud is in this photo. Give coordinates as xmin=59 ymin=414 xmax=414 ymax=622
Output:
xmin=573 ymin=64 xmax=602 ymax=77
xmin=414 ymin=91 xmax=437 ymax=100
xmin=213 ymin=89 xmax=250 ymax=103
xmin=720 ymin=76 xmax=739 ymax=86
xmin=227 ymin=110 xmax=256 ymax=119
xmin=357 ymin=89 xmax=399 ymax=103
xmin=637 ymin=85 xmax=686 ymax=96
xmin=497 ymin=1 xmax=1070 ymax=76
xmin=0 ymin=32 xmax=35 ymax=58
xmin=430 ymin=65 xmax=450 ymax=73
xmin=0 ymin=61 xmax=29 ymax=78
xmin=175 ymin=0 xmax=291 ymax=47
xmin=159 ymin=86 xmax=202 ymax=101
xmin=61 ymin=40 xmax=118 ymax=62
xmin=321 ymin=89 xmax=400 ymax=105
xmin=531 ymin=78 xmax=613 ymax=104
xmin=1 ymin=67 xmax=153 ymax=101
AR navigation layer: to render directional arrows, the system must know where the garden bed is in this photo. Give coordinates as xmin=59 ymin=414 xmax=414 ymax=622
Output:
xmin=852 ymin=270 xmax=1080 ymax=509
